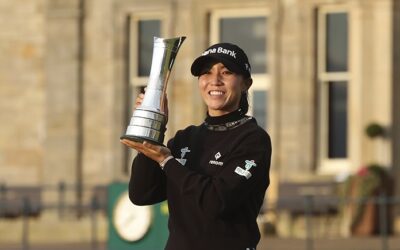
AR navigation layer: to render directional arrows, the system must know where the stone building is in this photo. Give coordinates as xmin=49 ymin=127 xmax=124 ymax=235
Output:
xmin=1 ymin=0 xmax=399 ymax=243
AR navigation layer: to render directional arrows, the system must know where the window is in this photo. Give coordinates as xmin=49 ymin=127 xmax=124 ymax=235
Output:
xmin=219 ymin=17 xmax=267 ymax=74
xmin=317 ymin=8 xmax=350 ymax=172
xmin=210 ymin=9 xmax=269 ymax=130
xmin=253 ymin=90 xmax=268 ymax=129
xmin=129 ymin=17 xmax=162 ymax=85
xmin=137 ymin=20 xmax=161 ymax=76
xmin=328 ymin=81 xmax=347 ymax=158
xmin=326 ymin=13 xmax=348 ymax=72
xmin=125 ymin=14 xmax=163 ymax=172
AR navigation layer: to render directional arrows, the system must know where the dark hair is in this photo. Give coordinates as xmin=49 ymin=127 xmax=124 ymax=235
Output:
xmin=239 ymin=91 xmax=249 ymax=114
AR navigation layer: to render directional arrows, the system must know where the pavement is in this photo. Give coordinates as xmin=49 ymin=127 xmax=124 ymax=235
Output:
xmin=1 ymin=237 xmax=400 ymax=250
xmin=259 ymin=237 xmax=400 ymax=250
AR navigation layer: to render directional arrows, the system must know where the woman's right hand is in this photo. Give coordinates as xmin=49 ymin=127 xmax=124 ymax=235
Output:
xmin=135 ymin=93 xmax=145 ymax=109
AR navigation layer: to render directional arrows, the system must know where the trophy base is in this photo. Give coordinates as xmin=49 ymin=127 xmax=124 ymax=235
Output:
xmin=122 ymin=108 xmax=166 ymax=146
xmin=120 ymin=134 xmax=164 ymax=146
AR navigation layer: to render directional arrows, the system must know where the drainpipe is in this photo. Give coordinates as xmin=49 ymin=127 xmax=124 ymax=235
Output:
xmin=76 ymin=0 xmax=85 ymax=217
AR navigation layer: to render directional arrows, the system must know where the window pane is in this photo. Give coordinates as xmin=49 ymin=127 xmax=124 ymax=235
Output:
xmin=328 ymin=81 xmax=347 ymax=158
xmin=253 ymin=90 xmax=268 ymax=129
xmin=138 ymin=20 xmax=161 ymax=76
xmin=326 ymin=13 xmax=348 ymax=72
xmin=219 ymin=17 xmax=267 ymax=73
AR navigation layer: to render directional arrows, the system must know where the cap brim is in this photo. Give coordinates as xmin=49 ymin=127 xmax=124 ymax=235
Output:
xmin=190 ymin=54 xmax=244 ymax=77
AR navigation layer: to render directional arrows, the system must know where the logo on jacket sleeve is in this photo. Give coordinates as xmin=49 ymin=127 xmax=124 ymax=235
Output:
xmin=234 ymin=160 xmax=257 ymax=179
xmin=176 ymin=147 xmax=190 ymax=166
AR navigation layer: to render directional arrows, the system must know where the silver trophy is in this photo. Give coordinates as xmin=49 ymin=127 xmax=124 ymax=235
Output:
xmin=121 ymin=36 xmax=186 ymax=145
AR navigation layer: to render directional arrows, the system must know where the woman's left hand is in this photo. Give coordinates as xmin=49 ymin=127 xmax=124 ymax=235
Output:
xmin=120 ymin=139 xmax=172 ymax=165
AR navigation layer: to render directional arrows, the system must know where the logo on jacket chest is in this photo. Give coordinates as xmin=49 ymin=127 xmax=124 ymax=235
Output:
xmin=209 ymin=152 xmax=224 ymax=166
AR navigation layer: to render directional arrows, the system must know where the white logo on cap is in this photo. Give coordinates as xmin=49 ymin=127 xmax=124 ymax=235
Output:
xmin=202 ymin=47 xmax=236 ymax=58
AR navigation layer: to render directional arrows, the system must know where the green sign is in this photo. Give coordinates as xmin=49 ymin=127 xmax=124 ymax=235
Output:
xmin=107 ymin=182 xmax=169 ymax=250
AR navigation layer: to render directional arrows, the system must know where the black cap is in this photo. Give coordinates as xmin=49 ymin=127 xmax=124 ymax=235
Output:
xmin=191 ymin=43 xmax=251 ymax=77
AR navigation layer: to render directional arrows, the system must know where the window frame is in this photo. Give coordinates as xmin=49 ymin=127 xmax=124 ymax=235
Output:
xmin=209 ymin=8 xmax=270 ymax=128
xmin=128 ymin=12 xmax=168 ymax=88
xmin=125 ymin=12 xmax=168 ymax=171
xmin=317 ymin=5 xmax=353 ymax=174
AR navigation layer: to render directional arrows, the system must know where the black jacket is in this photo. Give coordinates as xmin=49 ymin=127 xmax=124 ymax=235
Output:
xmin=129 ymin=110 xmax=271 ymax=250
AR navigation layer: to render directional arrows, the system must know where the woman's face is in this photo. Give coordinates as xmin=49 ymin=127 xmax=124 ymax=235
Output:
xmin=198 ymin=62 xmax=250 ymax=117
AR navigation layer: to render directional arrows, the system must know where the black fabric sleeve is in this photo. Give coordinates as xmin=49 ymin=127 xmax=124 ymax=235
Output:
xmin=163 ymin=131 xmax=271 ymax=219
xmin=128 ymin=153 xmax=167 ymax=205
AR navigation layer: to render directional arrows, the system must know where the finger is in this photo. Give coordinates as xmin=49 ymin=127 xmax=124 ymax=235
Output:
xmin=135 ymin=94 xmax=145 ymax=108
xmin=122 ymin=139 xmax=154 ymax=151
xmin=121 ymin=139 xmax=145 ymax=150
xmin=143 ymin=141 xmax=165 ymax=155
xmin=143 ymin=141 xmax=172 ymax=158
xmin=121 ymin=140 xmax=157 ymax=159
xmin=128 ymin=140 xmax=157 ymax=152
xmin=143 ymin=141 xmax=158 ymax=150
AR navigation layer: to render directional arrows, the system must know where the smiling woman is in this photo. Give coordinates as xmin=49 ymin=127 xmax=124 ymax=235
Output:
xmin=192 ymin=43 xmax=253 ymax=117
xmin=121 ymin=42 xmax=271 ymax=250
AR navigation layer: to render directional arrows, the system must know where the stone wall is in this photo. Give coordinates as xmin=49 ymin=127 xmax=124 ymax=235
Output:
xmin=0 ymin=0 xmax=46 ymax=185
xmin=44 ymin=0 xmax=82 ymax=200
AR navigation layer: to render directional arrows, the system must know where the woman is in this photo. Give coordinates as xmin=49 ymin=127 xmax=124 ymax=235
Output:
xmin=121 ymin=42 xmax=271 ymax=250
